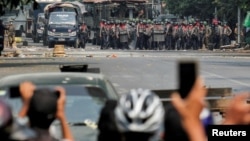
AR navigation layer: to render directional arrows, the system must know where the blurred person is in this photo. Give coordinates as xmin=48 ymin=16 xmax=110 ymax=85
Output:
xmin=117 ymin=20 xmax=130 ymax=50
xmin=222 ymin=92 xmax=250 ymax=125
xmin=79 ymin=22 xmax=89 ymax=49
xmin=7 ymin=21 xmax=15 ymax=48
xmin=203 ymin=21 xmax=212 ymax=49
xmin=170 ymin=77 xmax=207 ymax=141
xmin=171 ymin=77 xmax=250 ymax=141
xmin=164 ymin=77 xmax=213 ymax=141
xmin=0 ymin=19 xmax=8 ymax=56
xmin=97 ymin=99 xmax=122 ymax=141
xmin=18 ymin=82 xmax=74 ymax=141
xmin=212 ymin=21 xmax=223 ymax=49
xmin=114 ymin=88 xmax=165 ymax=141
xmin=0 ymin=98 xmax=15 ymax=140
xmin=0 ymin=98 xmax=36 ymax=141
xmin=234 ymin=23 xmax=244 ymax=43
xmin=222 ymin=22 xmax=232 ymax=45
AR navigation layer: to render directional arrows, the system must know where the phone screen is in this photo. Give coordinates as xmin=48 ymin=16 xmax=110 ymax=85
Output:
xmin=178 ymin=61 xmax=198 ymax=99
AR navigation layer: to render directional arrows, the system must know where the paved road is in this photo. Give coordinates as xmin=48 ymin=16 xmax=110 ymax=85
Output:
xmin=1 ymin=39 xmax=250 ymax=95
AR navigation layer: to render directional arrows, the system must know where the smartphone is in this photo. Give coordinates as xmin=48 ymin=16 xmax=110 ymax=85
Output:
xmin=178 ymin=60 xmax=198 ymax=99
xmin=9 ymin=86 xmax=21 ymax=98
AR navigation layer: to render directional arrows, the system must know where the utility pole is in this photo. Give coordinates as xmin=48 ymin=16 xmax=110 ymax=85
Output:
xmin=237 ymin=6 xmax=241 ymax=43
xmin=215 ymin=7 xmax=217 ymax=19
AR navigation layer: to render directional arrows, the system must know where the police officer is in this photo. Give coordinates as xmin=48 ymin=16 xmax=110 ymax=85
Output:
xmin=99 ymin=19 xmax=106 ymax=49
xmin=203 ymin=21 xmax=212 ymax=49
xmin=0 ymin=20 xmax=8 ymax=56
xmin=110 ymin=20 xmax=117 ymax=49
xmin=165 ymin=20 xmax=173 ymax=50
xmin=191 ymin=22 xmax=199 ymax=50
xmin=8 ymin=21 xmax=15 ymax=48
xmin=186 ymin=22 xmax=193 ymax=50
xmin=144 ymin=20 xmax=153 ymax=50
xmin=79 ymin=22 xmax=89 ymax=49
xmin=222 ymin=22 xmax=232 ymax=45
xmin=136 ymin=20 xmax=145 ymax=50
xmin=117 ymin=20 xmax=129 ymax=50
xmin=212 ymin=21 xmax=223 ymax=49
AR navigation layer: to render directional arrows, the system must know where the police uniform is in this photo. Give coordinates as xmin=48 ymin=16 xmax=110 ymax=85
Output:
xmin=191 ymin=24 xmax=199 ymax=50
xmin=79 ymin=23 xmax=89 ymax=49
xmin=152 ymin=21 xmax=164 ymax=50
xmin=8 ymin=21 xmax=15 ymax=48
xmin=222 ymin=23 xmax=232 ymax=45
xmin=212 ymin=22 xmax=223 ymax=49
xmin=203 ymin=22 xmax=212 ymax=49
xmin=136 ymin=21 xmax=145 ymax=50
xmin=118 ymin=21 xmax=129 ymax=50
xmin=165 ymin=21 xmax=173 ymax=50
xmin=0 ymin=20 xmax=8 ymax=56
xmin=99 ymin=20 xmax=106 ymax=49
xmin=144 ymin=20 xmax=153 ymax=50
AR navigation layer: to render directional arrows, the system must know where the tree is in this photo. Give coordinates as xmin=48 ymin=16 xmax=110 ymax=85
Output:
xmin=165 ymin=0 xmax=250 ymax=24
xmin=0 ymin=0 xmax=36 ymax=15
xmin=165 ymin=0 xmax=214 ymax=20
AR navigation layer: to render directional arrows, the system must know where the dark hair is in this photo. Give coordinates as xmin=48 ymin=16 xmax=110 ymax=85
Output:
xmin=164 ymin=103 xmax=189 ymax=141
xmin=124 ymin=132 xmax=153 ymax=141
xmin=27 ymin=89 xmax=58 ymax=129
xmin=97 ymin=99 xmax=122 ymax=141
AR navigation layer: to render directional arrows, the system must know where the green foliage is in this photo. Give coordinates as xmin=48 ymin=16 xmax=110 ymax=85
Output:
xmin=0 ymin=0 xmax=37 ymax=15
xmin=166 ymin=0 xmax=214 ymax=20
xmin=165 ymin=0 xmax=250 ymax=22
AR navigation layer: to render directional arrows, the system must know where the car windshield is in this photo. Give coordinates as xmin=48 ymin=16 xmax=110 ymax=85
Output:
xmin=49 ymin=13 xmax=76 ymax=25
xmin=4 ymin=85 xmax=106 ymax=124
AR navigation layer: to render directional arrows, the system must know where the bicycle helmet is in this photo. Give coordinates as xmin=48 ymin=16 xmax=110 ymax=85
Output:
xmin=115 ymin=88 xmax=164 ymax=133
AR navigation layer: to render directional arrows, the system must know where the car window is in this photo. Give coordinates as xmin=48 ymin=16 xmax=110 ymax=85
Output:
xmin=4 ymin=85 xmax=107 ymax=123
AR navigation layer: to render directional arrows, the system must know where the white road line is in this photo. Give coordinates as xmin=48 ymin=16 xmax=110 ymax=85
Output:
xmin=112 ymin=83 xmax=120 ymax=87
xmin=203 ymin=71 xmax=250 ymax=87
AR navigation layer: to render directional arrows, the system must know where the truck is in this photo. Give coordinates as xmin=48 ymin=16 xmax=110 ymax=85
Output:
xmin=33 ymin=13 xmax=45 ymax=43
xmin=47 ymin=12 xmax=80 ymax=48
xmin=31 ymin=0 xmax=62 ymax=43
xmin=43 ymin=1 xmax=86 ymax=47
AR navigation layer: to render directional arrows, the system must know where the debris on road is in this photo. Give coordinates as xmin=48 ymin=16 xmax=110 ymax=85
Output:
xmin=106 ymin=54 xmax=117 ymax=58
xmin=86 ymin=54 xmax=93 ymax=57
xmin=53 ymin=45 xmax=66 ymax=57
xmin=3 ymin=48 xmax=25 ymax=57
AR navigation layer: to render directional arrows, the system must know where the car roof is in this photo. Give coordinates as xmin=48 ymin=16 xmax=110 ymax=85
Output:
xmin=0 ymin=72 xmax=106 ymax=88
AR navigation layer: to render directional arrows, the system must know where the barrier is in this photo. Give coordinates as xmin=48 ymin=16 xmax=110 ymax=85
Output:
xmin=153 ymin=87 xmax=232 ymax=113
xmin=53 ymin=44 xmax=65 ymax=57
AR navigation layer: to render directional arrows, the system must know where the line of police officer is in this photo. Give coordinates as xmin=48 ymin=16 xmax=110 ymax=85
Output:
xmin=99 ymin=19 xmax=232 ymax=50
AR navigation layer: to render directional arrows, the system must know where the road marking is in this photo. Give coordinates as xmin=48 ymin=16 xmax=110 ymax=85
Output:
xmin=112 ymin=83 xmax=120 ymax=87
xmin=203 ymin=71 xmax=250 ymax=87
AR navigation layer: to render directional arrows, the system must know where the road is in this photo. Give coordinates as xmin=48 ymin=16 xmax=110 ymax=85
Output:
xmin=1 ymin=38 xmax=250 ymax=95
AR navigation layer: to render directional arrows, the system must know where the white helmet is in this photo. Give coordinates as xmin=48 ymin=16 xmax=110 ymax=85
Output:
xmin=114 ymin=88 xmax=164 ymax=133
